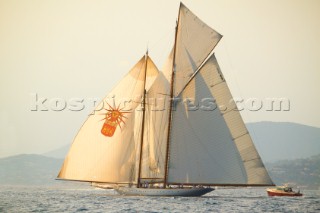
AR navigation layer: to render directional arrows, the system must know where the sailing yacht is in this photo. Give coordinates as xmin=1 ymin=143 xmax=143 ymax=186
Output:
xmin=57 ymin=3 xmax=274 ymax=196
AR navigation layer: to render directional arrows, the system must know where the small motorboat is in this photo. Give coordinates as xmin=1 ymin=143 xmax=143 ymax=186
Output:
xmin=267 ymin=185 xmax=303 ymax=197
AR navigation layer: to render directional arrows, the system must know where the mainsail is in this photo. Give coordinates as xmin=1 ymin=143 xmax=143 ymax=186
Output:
xmin=167 ymin=54 xmax=273 ymax=185
xmin=58 ymin=3 xmax=274 ymax=188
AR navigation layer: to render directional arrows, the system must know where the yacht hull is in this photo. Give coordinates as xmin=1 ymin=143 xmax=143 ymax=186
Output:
xmin=115 ymin=187 xmax=214 ymax=196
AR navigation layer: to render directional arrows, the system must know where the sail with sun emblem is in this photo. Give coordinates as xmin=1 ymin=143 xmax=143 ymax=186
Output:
xmin=57 ymin=55 xmax=158 ymax=183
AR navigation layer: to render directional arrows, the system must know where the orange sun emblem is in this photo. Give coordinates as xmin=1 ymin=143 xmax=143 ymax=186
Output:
xmin=101 ymin=103 xmax=129 ymax=137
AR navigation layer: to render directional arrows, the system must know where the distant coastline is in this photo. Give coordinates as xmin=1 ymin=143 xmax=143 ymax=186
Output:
xmin=1 ymin=121 xmax=319 ymax=189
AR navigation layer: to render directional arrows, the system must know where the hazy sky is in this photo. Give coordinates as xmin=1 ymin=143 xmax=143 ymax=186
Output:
xmin=1 ymin=0 xmax=319 ymax=158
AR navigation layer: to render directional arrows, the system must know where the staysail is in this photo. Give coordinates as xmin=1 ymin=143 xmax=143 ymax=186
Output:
xmin=58 ymin=56 xmax=158 ymax=184
xmin=139 ymin=72 xmax=170 ymax=180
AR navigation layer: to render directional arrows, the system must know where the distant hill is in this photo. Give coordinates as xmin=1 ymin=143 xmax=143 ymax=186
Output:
xmin=45 ymin=122 xmax=320 ymax=162
xmin=0 ymin=154 xmax=87 ymax=187
xmin=43 ymin=144 xmax=70 ymax=159
xmin=247 ymin=122 xmax=320 ymax=162
xmin=1 ymin=153 xmax=319 ymax=189
xmin=266 ymin=154 xmax=320 ymax=189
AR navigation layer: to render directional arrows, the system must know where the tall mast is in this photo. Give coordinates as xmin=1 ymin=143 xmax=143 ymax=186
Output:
xmin=137 ymin=51 xmax=149 ymax=188
xmin=163 ymin=4 xmax=181 ymax=188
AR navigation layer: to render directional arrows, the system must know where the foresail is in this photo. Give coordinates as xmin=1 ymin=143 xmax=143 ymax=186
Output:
xmin=167 ymin=54 xmax=273 ymax=186
xmin=58 ymin=56 xmax=158 ymax=184
xmin=174 ymin=3 xmax=222 ymax=96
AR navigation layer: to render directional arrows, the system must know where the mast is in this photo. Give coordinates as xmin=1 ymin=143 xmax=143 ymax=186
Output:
xmin=163 ymin=4 xmax=181 ymax=188
xmin=137 ymin=51 xmax=149 ymax=188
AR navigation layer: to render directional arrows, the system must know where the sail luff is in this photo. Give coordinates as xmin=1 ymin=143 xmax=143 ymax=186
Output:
xmin=163 ymin=3 xmax=182 ymax=187
xmin=137 ymin=53 xmax=149 ymax=188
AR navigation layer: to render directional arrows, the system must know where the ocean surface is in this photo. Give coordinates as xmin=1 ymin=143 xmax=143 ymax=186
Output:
xmin=1 ymin=185 xmax=319 ymax=212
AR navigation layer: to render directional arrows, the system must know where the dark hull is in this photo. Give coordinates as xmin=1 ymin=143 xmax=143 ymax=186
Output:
xmin=115 ymin=187 xmax=214 ymax=196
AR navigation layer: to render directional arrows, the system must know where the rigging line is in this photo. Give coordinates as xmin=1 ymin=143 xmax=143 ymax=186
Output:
xmin=148 ymin=102 xmax=158 ymax=169
xmin=146 ymin=91 xmax=166 ymax=175
xmin=149 ymin=28 xmax=175 ymax=66
xmin=58 ymin=178 xmax=137 ymax=185
xmin=220 ymin=40 xmax=251 ymax=125
xmin=146 ymin=101 xmax=151 ymax=176
xmin=148 ymin=27 xmax=173 ymax=50
xmin=164 ymin=11 xmax=180 ymax=187
xmin=126 ymin=57 xmax=145 ymax=103
xmin=146 ymin=93 xmax=165 ymax=178
xmin=144 ymin=88 xmax=158 ymax=176
xmin=137 ymin=53 xmax=148 ymax=187
xmin=152 ymin=105 xmax=166 ymax=176
xmin=155 ymin=107 xmax=166 ymax=164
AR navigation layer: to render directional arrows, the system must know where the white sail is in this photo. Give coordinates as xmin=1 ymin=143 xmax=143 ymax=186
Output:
xmin=174 ymin=3 xmax=222 ymax=96
xmin=139 ymin=72 xmax=170 ymax=180
xmin=58 ymin=56 xmax=158 ymax=183
xmin=167 ymin=54 xmax=273 ymax=185
xmin=204 ymin=55 xmax=274 ymax=185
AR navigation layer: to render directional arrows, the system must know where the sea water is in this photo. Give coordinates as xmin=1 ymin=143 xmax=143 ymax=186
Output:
xmin=1 ymin=185 xmax=319 ymax=212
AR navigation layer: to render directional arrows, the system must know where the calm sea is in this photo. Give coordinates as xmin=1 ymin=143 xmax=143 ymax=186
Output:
xmin=1 ymin=185 xmax=319 ymax=212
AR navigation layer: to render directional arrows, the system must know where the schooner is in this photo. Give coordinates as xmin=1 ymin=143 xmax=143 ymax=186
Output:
xmin=57 ymin=3 xmax=274 ymax=196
